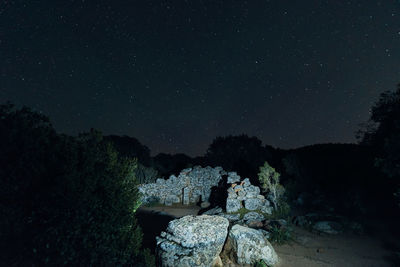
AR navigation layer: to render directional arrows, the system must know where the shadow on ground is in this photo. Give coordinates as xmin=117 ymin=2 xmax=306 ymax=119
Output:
xmin=136 ymin=210 xmax=176 ymax=253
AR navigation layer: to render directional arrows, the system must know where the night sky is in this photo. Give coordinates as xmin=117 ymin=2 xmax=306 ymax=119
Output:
xmin=1 ymin=1 xmax=399 ymax=156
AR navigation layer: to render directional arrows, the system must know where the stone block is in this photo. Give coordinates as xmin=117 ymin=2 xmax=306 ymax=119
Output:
xmin=226 ymin=198 xmax=242 ymax=213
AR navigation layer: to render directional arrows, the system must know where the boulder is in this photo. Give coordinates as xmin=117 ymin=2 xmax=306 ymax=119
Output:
xmin=228 ymin=192 xmax=237 ymax=199
xmin=244 ymin=198 xmax=263 ymax=210
xmin=238 ymin=189 xmax=246 ymax=198
xmin=228 ymin=224 xmax=278 ymax=266
xmin=244 ymin=185 xmax=260 ymax=198
xmin=243 ymin=211 xmax=264 ymax=222
xmin=202 ymin=206 xmax=223 ymax=215
xmin=246 ymin=220 xmax=264 ymax=229
xmin=156 ymin=215 xmax=229 ymax=267
xmin=242 ymin=178 xmax=251 ymax=187
xmin=313 ymin=221 xmax=343 ymax=235
xmin=227 ymin=172 xmax=241 ymax=184
xmin=226 ymin=198 xmax=242 ymax=213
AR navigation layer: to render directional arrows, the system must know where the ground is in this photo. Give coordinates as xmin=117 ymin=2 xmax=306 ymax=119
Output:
xmin=137 ymin=205 xmax=396 ymax=267
xmin=275 ymin=226 xmax=392 ymax=267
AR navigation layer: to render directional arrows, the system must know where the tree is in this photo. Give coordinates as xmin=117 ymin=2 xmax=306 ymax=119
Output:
xmin=359 ymin=84 xmax=400 ymax=207
xmin=258 ymin=161 xmax=285 ymax=209
xmin=104 ymin=135 xmax=152 ymax=166
xmin=0 ymin=103 xmax=152 ymax=266
xmin=205 ymin=134 xmax=275 ymax=182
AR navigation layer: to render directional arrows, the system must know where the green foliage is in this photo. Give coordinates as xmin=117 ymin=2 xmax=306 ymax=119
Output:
xmin=141 ymin=248 xmax=156 ymax=267
xmin=254 ymin=259 xmax=269 ymax=267
xmin=0 ymin=103 xmax=153 ymax=265
xmin=228 ymin=207 xmax=253 ymax=219
xmin=270 ymin=200 xmax=291 ymax=219
xmin=269 ymin=225 xmax=293 ymax=245
xmin=258 ymin=162 xmax=285 ymax=209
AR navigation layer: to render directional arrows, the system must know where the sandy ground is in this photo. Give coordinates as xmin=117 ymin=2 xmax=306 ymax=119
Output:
xmin=275 ymin=226 xmax=393 ymax=267
xmin=137 ymin=206 xmax=396 ymax=267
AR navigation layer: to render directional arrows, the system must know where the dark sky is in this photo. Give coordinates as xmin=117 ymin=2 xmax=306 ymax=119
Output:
xmin=1 ymin=1 xmax=399 ymax=156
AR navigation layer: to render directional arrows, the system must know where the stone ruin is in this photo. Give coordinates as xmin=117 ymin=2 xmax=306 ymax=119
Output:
xmin=226 ymin=177 xmax=273 ymax=215
xmin=139 ymin=165 xmax=273 ymax=224
xmin=142 ymin=166 xmax=280 ymax=266
xmin=138 ymin=166 xmax=225 ymax=206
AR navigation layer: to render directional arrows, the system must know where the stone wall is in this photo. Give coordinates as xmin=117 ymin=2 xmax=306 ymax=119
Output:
xmin=138 ymin=166 xmax=225 ymax=206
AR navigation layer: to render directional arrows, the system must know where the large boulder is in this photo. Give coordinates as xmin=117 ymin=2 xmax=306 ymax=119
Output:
xmin=156 ymin=215 xmax=229 ymax=267
xmin=227 ymin=224 xmax=279 ymax=266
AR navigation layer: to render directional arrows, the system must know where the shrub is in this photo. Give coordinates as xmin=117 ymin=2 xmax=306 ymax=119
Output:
xmin=255 ymin=259 xmax=269 ymax=267
xmin=269 ymin=225 xmax=293 ymax=245
xmin=258 ymin=161 xmax=285 ymax=209
xmin=270 ymin=200 xmax=291 ymax=220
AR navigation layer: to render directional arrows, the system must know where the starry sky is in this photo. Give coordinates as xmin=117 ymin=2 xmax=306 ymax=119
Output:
xmin=1 ymin=1 xmax=399 ymax=156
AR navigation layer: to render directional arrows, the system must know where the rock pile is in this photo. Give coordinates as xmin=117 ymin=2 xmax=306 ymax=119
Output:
xmin=138 ymin=166 xmax=225 ymax=206
xmin=226 ymin=177 xmax=273 ymax=215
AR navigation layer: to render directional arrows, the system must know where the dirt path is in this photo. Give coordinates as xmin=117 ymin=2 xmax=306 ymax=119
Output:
xmin=138 ymin=204 xmax=201 ymax=218
xmin=275 ymin=226 xmax=393 ymax=267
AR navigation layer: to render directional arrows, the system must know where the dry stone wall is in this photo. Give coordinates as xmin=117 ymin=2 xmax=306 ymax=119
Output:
xmin=138 ymin=166 xmax=225 ymax=206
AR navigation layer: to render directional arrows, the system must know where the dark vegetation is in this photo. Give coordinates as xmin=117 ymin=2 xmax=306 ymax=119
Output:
xmin=1 ymin=84 xmax=399 ymax=264
xmin=0 ymin=104 xmax=153 ymax=266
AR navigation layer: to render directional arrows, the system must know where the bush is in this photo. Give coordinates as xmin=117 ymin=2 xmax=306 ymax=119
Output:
xmin=258 ymin=161 xmax=285 ymax=209
xmin=270 ymin=200 xmax=291 ymax=220
xmin=0 ymin=104 xmax=153 ymax=266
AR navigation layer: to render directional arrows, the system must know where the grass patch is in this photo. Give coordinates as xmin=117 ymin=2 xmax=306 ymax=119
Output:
xmin=254 ymin=259 xmax=269 ymax=267
xmin=269 ymin=224 xmax=294 ymax=245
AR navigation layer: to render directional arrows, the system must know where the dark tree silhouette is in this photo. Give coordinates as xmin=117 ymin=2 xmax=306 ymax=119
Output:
xmin=204 ymin=134 xmax=276 ymax=183
xmin=104 ymin=135 xmax=151 ymax=166
xmin=0 ymin=103 xmax=152 ymax=266
xmin=359 ymin=84 xmax=400 ymax=207
xmin=152 ymin=153 xmax=193 ymax=177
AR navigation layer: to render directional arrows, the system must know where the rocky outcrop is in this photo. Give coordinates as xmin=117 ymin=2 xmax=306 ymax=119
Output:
xmin=156 ymin=215 xmax=229 ymax=267
xmin=139 ymin=166 xmax=225 ymax=206
xmin=227 ymin=224 xmax=279 ymax=266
